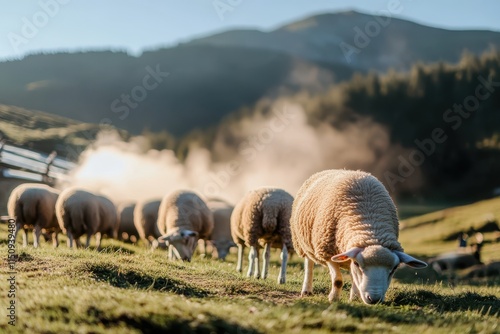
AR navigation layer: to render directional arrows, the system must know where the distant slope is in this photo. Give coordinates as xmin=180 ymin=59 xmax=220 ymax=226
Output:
xmin=0 ymin=45 xmax=352 ymax=136
xmin=189 ymin=11 xmax=500 ymax=71
xmin=400 ymin=197 xmax=500 ymax=262
xmin=0 ymin=104 xmax=106 ymax=157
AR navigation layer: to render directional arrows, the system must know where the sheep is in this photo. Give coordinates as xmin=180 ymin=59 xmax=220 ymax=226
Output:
xmin=429 ymin=252 xmax=481 ymax=276
xmin=7 ymin=183 xmax=61 ymax=248
xmin=116 ymin=202 xmax=139 ymax=243
xmin=207 ymin=199 xmax=236 ymax=260
xmin=231 ymin=187 xmax=294 ymax=284
xmin=157 ymin=190 xmax=214 ymax=261
xmin=290 ymin=169 xmax=427 ymax=304
xmin=133 ymin=199 xmax=162 ymax=248
xmin=55 ymin=188 xmax=118 ymax=249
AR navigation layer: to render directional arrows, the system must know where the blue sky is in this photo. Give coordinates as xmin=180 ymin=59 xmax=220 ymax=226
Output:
xmin=0 ymin=0 xmax=499 ymax=60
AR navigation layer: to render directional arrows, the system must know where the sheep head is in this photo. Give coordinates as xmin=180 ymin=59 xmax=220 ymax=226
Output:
xmin=331 ymin=245 xmax=427 ymax=305
xmin=158 ymin=230 xmax=199 ymax=261
xmin=210 ymin=240 xmax=237 ymax=260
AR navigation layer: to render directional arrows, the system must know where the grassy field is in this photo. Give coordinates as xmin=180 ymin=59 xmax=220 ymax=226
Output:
xmin=0 ymin=198 xmax=499 ymax=334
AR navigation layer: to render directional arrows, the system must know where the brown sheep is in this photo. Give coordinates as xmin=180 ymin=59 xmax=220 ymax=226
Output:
xmin=55 ymin=188 xmax=118 ymax=249
xmin=7 ymin=183 xmax=61 ymax=247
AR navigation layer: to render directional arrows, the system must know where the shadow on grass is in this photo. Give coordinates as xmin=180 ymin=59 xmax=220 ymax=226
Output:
xmin=87 ymin=264 xmax=209 ymax=297
xmin=335 ymin=290 xmax=499 ymax=325
xmin=87 ymin=306 xmax=262 ymax=334
xmin=392 ymin=290 xmax=500 ymax=315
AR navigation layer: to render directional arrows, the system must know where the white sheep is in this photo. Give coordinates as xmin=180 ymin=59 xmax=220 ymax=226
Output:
xmin=116 ymin=202 xmax=139 ymax=243
xmin=290 ymin=169 xmax=427 ymax=304
xmin=157 ymin=190 xmax=214 ymax=261
xmin=55 ymin=188 xmax=118 ymax=249
xmin=231 ymin=187 xmax=294 ymax=284
xmin=207 ymin=199 xmax=236 ymax=260
xmin=7 ymin=183 xmax=60 ymax=248
xmin=134 ymin=199 xmax=162 ymax=248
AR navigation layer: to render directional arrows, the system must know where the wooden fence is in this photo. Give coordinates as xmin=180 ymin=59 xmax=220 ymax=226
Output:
xmin=0 ymin=140 xmax=76 ymax=186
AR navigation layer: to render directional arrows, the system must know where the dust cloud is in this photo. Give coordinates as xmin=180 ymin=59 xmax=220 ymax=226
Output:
xmin=63 ymin=103 xmax=412 ymax=205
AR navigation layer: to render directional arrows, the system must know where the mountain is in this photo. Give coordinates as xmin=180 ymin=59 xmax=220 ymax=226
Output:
xmin=0 ymin=10 xmax=499 ymax=137
xmin=0 ymin=46 xmax=350 ymax=136
xmin=188 ymin=11 xmax=500 ymax=71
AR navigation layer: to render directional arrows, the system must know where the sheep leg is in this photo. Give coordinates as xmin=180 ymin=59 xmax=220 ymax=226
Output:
xmin=254 ymin=247 xmax=261 ymax=279
xmin=52 ymin=232 xmax=59 ymax=248
xmin=75 ymin=238 xmax=83 ymax=248
xmin=349 ymin=280 xmax=360 ymax=302
xmin=95 ymin=233 xmax=102 ymax=251
xmin=22 ymin=227 xmax=29 ymax=247
xmin=236 ymin=244 xmax=244 ymax=273
xmin=262 ymin=243 xmax=271 ymax=279
xmin=301 ymin=257 xmax=314 ymax=296
xmin=67 ymin=231 xmax=74 ymax=248
xmin=247 ymin=246 xmax=257 ymax=278
xmin=14 ymin=223 xmax=26 ymax=247
xmin=326 ymin=260 xmax=343 ymax=302
xmin=85 ymin=233 xmax=92 ymax=248
xmin=277 ymin=244 xmax=288 ymax=284
xmin=33 ymin=225 xmax=42 ymax=248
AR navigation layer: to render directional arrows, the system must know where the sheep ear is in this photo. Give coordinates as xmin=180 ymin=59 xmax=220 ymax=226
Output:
xmin=331 ymin=247 xmax=364 ymax=262
xmin=394 ymin=251 xmax=428 ymax=269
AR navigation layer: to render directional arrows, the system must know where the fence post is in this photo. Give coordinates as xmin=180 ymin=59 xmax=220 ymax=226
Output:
xmin=43 ymin=150 xmax=57 ymax=184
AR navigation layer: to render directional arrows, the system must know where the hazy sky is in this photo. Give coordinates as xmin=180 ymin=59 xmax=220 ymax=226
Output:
xmin=0 ymin=0 xmax=498 ymax=60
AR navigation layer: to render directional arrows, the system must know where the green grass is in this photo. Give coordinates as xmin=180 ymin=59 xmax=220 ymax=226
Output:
xmin=1 ymin=198 xmax=500 ymax=333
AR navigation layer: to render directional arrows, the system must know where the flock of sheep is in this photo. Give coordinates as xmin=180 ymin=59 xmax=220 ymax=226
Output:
xmin=7 ymin=169 xmax=429 ymax=305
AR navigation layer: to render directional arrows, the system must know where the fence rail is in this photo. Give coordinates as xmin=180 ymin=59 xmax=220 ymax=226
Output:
xmin=0 ymin=140 xmax=76 ymax=185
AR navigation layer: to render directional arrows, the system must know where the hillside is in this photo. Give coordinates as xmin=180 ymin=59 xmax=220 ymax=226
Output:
xmin=0 ymin=46 xmax=351 ymax=136
xmin=0 ymin=104 xmax=108 ymax=158
xmin=1 ymin=11 xmax=500 ymax=137
xmin=189 ymin=11 xmax=500 ymax=71
xmin=399 ymin=197 xmax=500 ymax=260
xmin=0 ymin=198 xmax=498 ymax=333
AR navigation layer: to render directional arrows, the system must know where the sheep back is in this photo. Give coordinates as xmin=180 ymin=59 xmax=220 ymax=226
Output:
xmin=231 ymin=187 xmax=294 ymax=250
xmin=291 ymin=169 xmax=402 ymax=266
xmin=8 ymin=183 xmax=60 ymax=230
xmin=56 ymin=189 xmax=117 ymax=238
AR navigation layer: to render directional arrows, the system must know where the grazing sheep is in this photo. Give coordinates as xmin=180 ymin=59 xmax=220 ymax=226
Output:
xmin=290 ymin=170 xmax=427 ymax=304
xmin=116 ymin=202 xmax=139 ymax=243
xmin=207 ymin=199 xmax=236 ymax=260
xmin=7 ymin=183 xmax=60 ymax=248
xmin=134 ymin=199 xmax=162 ymax=248
xmin=429 ymin=252 xmax=481 ymax=276
xmin=55 ymin=188 xmax=118 ymax=249
xmin=157 ymin=190 xmax=214 ymax=261
xmin=231 ymin=187 xmax=294 ymax=284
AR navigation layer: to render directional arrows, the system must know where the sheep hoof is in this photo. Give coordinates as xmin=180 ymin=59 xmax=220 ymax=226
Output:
xmin=277 ymin=277 xmax=286 ymax=284
xmin=300 ymin=291 xmax=313 ymax=297
xmin=328 ymin=292 xmax=340 ymax=303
